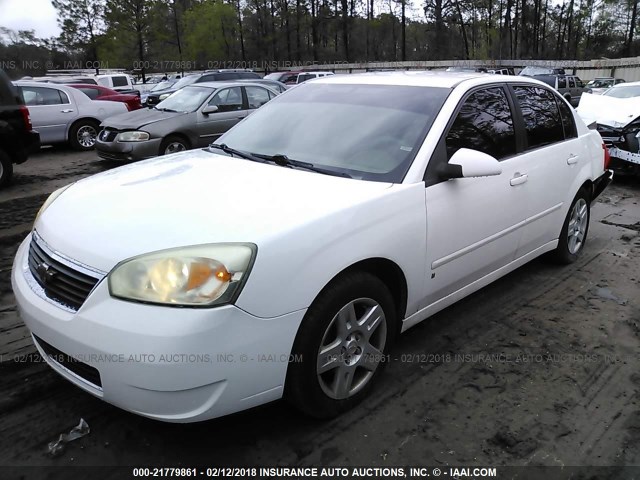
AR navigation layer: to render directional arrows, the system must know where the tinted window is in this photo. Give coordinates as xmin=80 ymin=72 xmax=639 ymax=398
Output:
xmin=556 ymin=96 xmax=577 ymax=139
xmin=557 ymin=77 xmax=566 ymax=88
xmin=568 ymin=77 xmax=575 ymax=88
xmin=112 ymin=76 xmax=128 ymax=87
xmin=513 ymin=85 xmax=564 ymax=149
xmin=22 ymin=87 xmax=65 ymax=106
xmin=79 ymin=87 xmax=100 ymax=100
xmin=213 ymin=73 xmax=239 ymax=81
xmin=245 ymin=86 xmax=271 ymax=109
xmin=237 ymin=72 xmax=260 ymax=79
xmin=445 ymin=87 xmax=516 ymax=161
xmin=0 ymin=69 xmax=19 ymax=105
xmin=208 ymin=87 xmax=243 ymax=112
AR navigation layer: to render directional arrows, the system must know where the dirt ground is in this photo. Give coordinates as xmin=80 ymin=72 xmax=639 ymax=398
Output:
xmin=1 ymin=148 xmax=639 ymax=478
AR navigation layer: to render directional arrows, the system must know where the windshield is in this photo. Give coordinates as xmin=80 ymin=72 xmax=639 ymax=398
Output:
xmin=216 ymin=83 xmax=449 ymax=182
xmin=604 ymin=85 xmax=640 ymax=98
xmin=170 ymin=75 xmax=199 ymax=90
xmin=156 ymin=86 xmax=212 ymax=112
xmin=151 ymin=80 xmax=176 ymax=91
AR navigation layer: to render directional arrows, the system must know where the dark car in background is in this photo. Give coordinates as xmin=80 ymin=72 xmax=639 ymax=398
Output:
xmin=530 ymin=74 xmax=587 ymax=106
xmin=96 ymin=81 xmax=279 ymax=161
xmin=70 ymin=84 xmax=143 ymax=111
xmin=0 ymin=69 xmax=40 ymax=187
xmin=264 ymin=71 xmax=299 ymax=85
xmin=145 ymin=70 xmax=261 ymax=107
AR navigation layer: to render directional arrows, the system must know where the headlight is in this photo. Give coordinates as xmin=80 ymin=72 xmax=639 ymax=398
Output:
xmin=159 ymin=93 xmax=171 ymax=100
xmin=108 ymin=244 xmax=256 ymax=307
xmin=35 ymin=184 xmax=73 ymax=224
xmin=116 ymin=131 xmax=150 ymax=142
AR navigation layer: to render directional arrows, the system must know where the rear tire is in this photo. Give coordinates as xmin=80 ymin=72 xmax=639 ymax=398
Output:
xmin=0 ymin=149 xmax=13 ymax=188
xmin=285 ymin=271 xmax=396 ymax=418
xmin=552 ymin=187 xmax=590 ymax=264
xmin=69 ymin=120 xmax=100 ymax=151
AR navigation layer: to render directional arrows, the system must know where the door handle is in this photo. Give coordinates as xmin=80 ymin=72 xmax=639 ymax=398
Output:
xmin=60 ymin=109 xmax=74 ymax=113
xmin=567 ymin=154 xmax=579 ymax=165
xmin=510 ymin=173 xmax=528 ymax=186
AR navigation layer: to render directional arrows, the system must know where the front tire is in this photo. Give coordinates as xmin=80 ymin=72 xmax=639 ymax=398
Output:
xmin=552 ymin=187 xmax=590 ymax=264
xmin=69 ymin=120 xmax=100 ymax=150
xmin=285 ymin=271 xmax=396 ymax=418
xmin=0 ymin=149 xmax=13 ymax=188
xmin=160 ymin=135 xmax=189 ymax=155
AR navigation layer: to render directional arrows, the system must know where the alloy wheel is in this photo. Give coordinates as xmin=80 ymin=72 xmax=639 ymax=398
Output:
xmin=567 ymin=198 xmax=588 ymax=254
xmin=316 ymin=297 xmax=387 ymax=400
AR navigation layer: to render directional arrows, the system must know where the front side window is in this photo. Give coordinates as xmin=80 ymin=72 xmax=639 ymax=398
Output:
xmin=557 ymin=77 xmax=567 ymax=89
xmin=217 ymin=83 xmax=449 ymax=182
xmin=513 ymin=85 xmax=564 ymax=149
xmin=445 ymin=87 xmax=516 ymax=161
xmin=208 ymin=87 xmax=243 ymax=112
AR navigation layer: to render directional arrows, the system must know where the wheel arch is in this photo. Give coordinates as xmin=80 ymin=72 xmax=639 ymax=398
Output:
xmin=160 ymin=132 xmax=192 ymax=151
xmin=314 ymin=257 xmax=408 ymax=334
xmin=67 ymin=117 xmax=101 ymax=139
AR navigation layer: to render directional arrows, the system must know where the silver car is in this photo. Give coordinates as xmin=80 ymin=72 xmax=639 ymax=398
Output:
xmin=15 ymin=82 xmax=128 ymax=150
xmin=96 ymin=81 xmax=279 ymax=161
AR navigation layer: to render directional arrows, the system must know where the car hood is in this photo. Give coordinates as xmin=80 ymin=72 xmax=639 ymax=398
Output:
xmin=147 ymin=88 xmax=176 ymax=97
xmin=35 ymin=149 xmax=393 ymax=272
xmin=100 ymin=108 xmax=187 ymax=129
xmin=577 ymin=92 xmax=640 ymax=128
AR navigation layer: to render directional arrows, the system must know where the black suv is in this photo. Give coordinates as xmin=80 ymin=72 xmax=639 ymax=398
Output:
xmin=146 ymin=70 xmax=261 ymax=107
xmin=0 ymin=69 xmax=40 ymax=187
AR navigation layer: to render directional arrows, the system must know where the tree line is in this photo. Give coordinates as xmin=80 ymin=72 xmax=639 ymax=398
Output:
xmin=0 ymin=0 xmax=638 ymax=79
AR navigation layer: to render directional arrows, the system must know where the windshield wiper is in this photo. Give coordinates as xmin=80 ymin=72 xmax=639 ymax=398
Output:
xmin=208 ymin=143 xmax=266 ymax=163
xmin=250 ymin=153 xmax=352 ymax=178
xmin=154 ymin=107 xmax=179 ymax=113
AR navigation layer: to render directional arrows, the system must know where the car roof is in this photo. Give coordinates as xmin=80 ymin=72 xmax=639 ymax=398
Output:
xmin=186 ymin=81 xmax=279 ymax=91
xmin=312 ymin=71 xmax=536 ymax=88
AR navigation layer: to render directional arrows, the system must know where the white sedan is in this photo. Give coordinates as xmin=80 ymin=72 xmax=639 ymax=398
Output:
xmin=12 ymin=72 xmax=612 ymax=422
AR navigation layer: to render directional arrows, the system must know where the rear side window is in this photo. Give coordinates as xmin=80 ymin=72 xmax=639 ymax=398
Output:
xmin=112 ymin=76 xmax=129 ymax=87
xmin=22 ymin=86 xmax=67 ymax=106
xmin=556 ymin=96 xmax=577 ymax=139
xmin=513 ymin=85 xmax=565 ymax=149
xmin=445 ymin=87 xmax=516 ymax=161
xmin=212 ymin=73 xmax=239 ymax=81
xmin=245 ymin=86 xmax=271 ymax=109
xmin=568 ymin=77 xmax=575 ymax=88
xmin=0 ymin=70 xmax=19 ymax=105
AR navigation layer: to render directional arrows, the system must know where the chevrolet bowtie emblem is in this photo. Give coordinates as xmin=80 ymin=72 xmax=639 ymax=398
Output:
xmin=36 ymin=262 xmax=56 ymax=284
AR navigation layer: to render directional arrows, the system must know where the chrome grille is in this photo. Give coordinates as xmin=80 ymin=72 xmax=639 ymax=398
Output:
xmin=28 ymin=238 xmax=100 ymax=311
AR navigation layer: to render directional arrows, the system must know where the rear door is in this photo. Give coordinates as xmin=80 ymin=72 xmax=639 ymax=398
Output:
xmin=422 ymin=85 xmax=529 ymax=307
xmin=507 ymin=84 xmax=583 ymax=257
xmin=194 ymin=86 xmax=246 ymax=146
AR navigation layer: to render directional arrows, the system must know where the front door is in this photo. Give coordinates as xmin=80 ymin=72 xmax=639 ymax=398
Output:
xmin=422 ymin=85 xmax=530 ymax=307
xmin=195 ymin=86 xmax=247 ymax=146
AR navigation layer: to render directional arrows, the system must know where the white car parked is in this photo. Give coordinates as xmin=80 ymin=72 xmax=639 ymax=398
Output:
xmin=12 ymin=72 xmax=611 ymax=422
xmin=15 ymin=82 xmax=128 ymax=150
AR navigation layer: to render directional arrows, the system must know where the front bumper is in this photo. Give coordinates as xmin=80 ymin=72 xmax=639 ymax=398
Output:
xmin=11 ymin=235 xmax=305 ymax=422
xmin=96 ymin=137 xmax=162 ymax=162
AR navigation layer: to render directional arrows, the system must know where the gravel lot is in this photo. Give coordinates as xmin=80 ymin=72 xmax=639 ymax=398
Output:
xmin=1 ymin=148 xmax=639 ymax=478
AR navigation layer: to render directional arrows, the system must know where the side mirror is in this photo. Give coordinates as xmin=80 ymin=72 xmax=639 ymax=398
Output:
xmin=439 ymin=148 xmax=502 ymax=179
xmin=202 ymin=105 xmax=219 ymax=115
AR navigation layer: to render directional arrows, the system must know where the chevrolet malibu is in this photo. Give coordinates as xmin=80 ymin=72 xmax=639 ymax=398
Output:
xmin=12 ymin=73 xmax=612 ymax=422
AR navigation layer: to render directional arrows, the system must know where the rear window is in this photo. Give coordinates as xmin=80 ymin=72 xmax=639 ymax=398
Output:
xmin=112 ymin=76 xmax=129 ymax=87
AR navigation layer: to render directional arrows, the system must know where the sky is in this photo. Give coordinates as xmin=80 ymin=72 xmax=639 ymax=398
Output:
xmin=0 ymin=0 xmax=60 ymax=38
